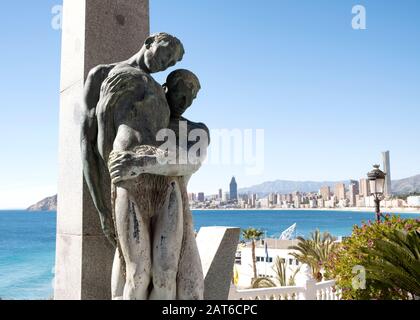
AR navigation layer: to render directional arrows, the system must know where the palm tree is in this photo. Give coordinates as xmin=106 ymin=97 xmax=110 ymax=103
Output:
xmin=252 ymin=258 xmax=301 ymax=288
xmin=242 ymin=228 xmax=264 ymax=280
xmin=251 ymin=277 xmax=276 ymax=288
xmin=290 ymin=230 xmax=337 ymax=281
xmin=362 ymin=229 xmax=420 ymax=298
xmin=273 ymin=257 xmax=287 ymax=287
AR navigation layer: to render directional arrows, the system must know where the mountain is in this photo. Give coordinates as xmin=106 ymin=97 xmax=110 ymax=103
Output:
xmin=239 ymin=180 xmax=347 ymax=196
xmin=239 ymin=175 xmax=420 ymax=196
xmin=27 ymin=195 xmax=57 ymax=211
xmin=392 ymin=174 xmax=420 ymax=195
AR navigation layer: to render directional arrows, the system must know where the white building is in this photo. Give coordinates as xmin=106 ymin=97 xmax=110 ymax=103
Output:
xmin=259 ymin=198 xmax=270 ymax=208
xmin=382 ymin=151 xmax=392 ymax=197
xmin=363 ymin=195 xmax=375 ymax=207
xmin=407 ymin=196 xmax=420 ymax=207
xmin=235 ymin=239 xmax=301 ymax=289
xmin=309 ymin=199 xmax=317 ymax=208
xmin=222 ymin=192 xmax=230 ymax=203
xmin=337 ymin=198 xmax=349 ymax=208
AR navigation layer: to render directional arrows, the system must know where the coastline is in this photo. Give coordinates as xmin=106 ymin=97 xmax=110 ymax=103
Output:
xmin=192 ymin=207 xmax=420 ymax=214
xmin=0 ymin=207 xmax=419 ymax=215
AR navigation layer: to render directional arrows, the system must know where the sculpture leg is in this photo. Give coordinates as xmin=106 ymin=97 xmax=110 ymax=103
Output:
xmin=111 ymin=249 xmax=125 ymax=300
xmin=176 ymin=190 xmax=204 ymax=300
xmin=149 ymin=180 xmax=184 ymax=300
xmin=114 ymin=187 xmax=151 ymax=300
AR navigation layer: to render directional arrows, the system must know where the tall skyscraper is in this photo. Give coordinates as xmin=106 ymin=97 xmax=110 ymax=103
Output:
xmin=348 ymin=180 xmax=359 ymax=207
xmin=334 ymin=183 xmax=346 ymax=200
xmin=293 ymin=192 xmax=301 ymax=208
xmin=360 ymin=178 xmax=370 ymax=197
xmin=268 ymin=193 xmax=277 ymax=205
xmin=382 ymin=151 xmax=392 ymax=197
xmin=222 ymin=192 xmax=229 ymax=203
xmin=197 ymin=192 xmax=205 ymax=203
xmin=188 ymin=193 xmax=196 ymax=202
xmin=230 ymin=177 xmax=238 ymax=201
xmin=349 ymin=180 xmax=359 ymax=194
xmin=251 ymin=194 xmax=257 ymax=208
xmin=320 ymin=186 xmax=331 ymax=201
xmin=218 ymin=189 xmax=223 ymax=200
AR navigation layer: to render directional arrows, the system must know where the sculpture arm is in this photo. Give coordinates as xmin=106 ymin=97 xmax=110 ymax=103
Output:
xmin=108 ymin=147 xmax=204 ymax=186
xmin=108 ymin=119 xmax=210 ymax=183
xmin=81 ymin=65 xmax=116 ymax=247
xmin=144 ymin=162 xmax=202 ymax=177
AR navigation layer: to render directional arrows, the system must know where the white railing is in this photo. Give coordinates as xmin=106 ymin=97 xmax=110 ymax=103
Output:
xmin=229 ymin=279 xmax=341 ymax=300
xmin=229 ymin=285 xmax=305 ymax=300
xmin=315 ymin=280 xmax=342 ymax=300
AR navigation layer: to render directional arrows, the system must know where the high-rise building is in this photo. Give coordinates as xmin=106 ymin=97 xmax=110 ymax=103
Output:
xmin=349 ymin=180 xmax=359 ymax=194
xmin=360 ymin=178 xmax=370 ymax=197
xmin=197 ymin=192 xmax=205 ymax=203
xmin=334 ymin=183 xmax=346 ymax=200
xmin=382 ymin=151 xmax=392 ymax=197
xmin=251 ymin=194 xmax=257 ymax=208
xmin=320 ymin=186 xmax=331 ymax=201
xmin=222 ymin=192 xmax=229 ymax=203
xmin=268 ymin=193 xmax=277 ymax=205
xmin=230 ymin=177 xmax=238 ymax=202
xmin=188 ymin=193 xmax=196 ymax=202
xmin=218 ymin=189 xmax=223 ymax=200
xmin=348 ymin=180 xmax=359 ymax=207
xmin=276 ymin=194 xmax=282 ymax=205
xmin=293 ymin=192 xmax=301 ymax=208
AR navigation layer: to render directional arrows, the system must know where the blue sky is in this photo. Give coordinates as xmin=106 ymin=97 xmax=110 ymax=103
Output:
xmin=0 ymin=0 xmax=419 ymax=208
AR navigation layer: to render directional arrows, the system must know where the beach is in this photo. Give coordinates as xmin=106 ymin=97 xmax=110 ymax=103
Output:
xmin=193 ymin=207 xmax=420 ymax=214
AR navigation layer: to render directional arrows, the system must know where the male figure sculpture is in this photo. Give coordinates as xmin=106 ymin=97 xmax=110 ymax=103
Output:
xmin=81 ymin=32 xmax=184 ymax=247
xmin=81 ymin=33 xmax=209 ymax=300
xmin=108 ymin=69 xmax=209 ymax=300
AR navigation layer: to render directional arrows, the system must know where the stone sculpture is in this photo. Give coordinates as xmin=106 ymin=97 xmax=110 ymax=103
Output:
xmin=81 ymin=33 xmax=209 ymax=300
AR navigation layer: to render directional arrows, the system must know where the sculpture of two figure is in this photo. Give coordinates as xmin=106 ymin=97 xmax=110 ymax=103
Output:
xmin=81 ymin=33 xmax=210 ymax=300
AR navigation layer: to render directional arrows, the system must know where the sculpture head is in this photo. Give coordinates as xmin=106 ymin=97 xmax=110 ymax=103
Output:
xmin=164 ymin=69 xmax=201 ymax=119
xmin=141 ymin=33 xmax=185 ymax=73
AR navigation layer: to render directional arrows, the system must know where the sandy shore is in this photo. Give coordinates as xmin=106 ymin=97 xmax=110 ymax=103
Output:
xmin=192 ymin=207 xmax=420 ymax=214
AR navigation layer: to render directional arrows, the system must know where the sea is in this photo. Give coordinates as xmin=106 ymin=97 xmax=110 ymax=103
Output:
xmin=0 ymin=209 xmax=419 ymax=300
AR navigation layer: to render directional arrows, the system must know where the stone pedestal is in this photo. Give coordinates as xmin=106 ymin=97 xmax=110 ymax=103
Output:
xmin=55 ymin=0 xmax=149 ymax=300
xmin=196 ymin=227 xmax=241 ymax=300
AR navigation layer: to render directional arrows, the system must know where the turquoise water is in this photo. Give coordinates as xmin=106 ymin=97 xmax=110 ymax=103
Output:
xmin=0 ymin=210 xmax=419 ymax=300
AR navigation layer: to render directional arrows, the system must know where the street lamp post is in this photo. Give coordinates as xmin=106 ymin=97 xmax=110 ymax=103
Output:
xmin=367 ymin=164 xmax=387 ymax=222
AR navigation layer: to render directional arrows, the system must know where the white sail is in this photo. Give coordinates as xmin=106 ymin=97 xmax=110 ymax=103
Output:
xmin=279 ymin=223 xmax=297 ymax=240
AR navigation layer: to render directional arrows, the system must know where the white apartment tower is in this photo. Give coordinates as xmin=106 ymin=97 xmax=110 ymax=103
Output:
xmin=382 ymin=151 xmax=392 ymax=197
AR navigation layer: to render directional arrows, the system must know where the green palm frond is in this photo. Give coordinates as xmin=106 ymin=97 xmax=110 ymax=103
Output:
xmin=290 ymin=230 xmax=337 ymax=280
xmin=251 ymin=277 xmax=276 ymax=288
xmin=242 ymin=228 xmax=264 ymax=241
xmin=362 ymin=230 xmax=420 ymax=297
xmin=272 ymin=257 xmax=287 ymax=287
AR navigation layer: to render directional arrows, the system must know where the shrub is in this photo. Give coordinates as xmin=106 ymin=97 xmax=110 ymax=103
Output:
xmin=325 ymin=215 xmax=420 ymax=300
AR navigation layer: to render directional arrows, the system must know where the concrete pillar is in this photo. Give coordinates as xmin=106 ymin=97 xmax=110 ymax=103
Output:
xmin=196 ymin=227 xmax=241 ymax=300
xmin=55 ymin=0 xmax=149 ymax=300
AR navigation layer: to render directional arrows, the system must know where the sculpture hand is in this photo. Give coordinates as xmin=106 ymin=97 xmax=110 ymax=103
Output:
xmin=109 ymin=151 xmax=144 ymax=186
xmin=100 ymin=211 xmax=117 ymax=248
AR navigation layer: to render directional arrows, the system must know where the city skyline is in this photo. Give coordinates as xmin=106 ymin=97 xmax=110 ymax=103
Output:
xmin=189 ymin=153 xmax=418 ymax=211
xmin=195 ymin=150 xmax=400 ymax=198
